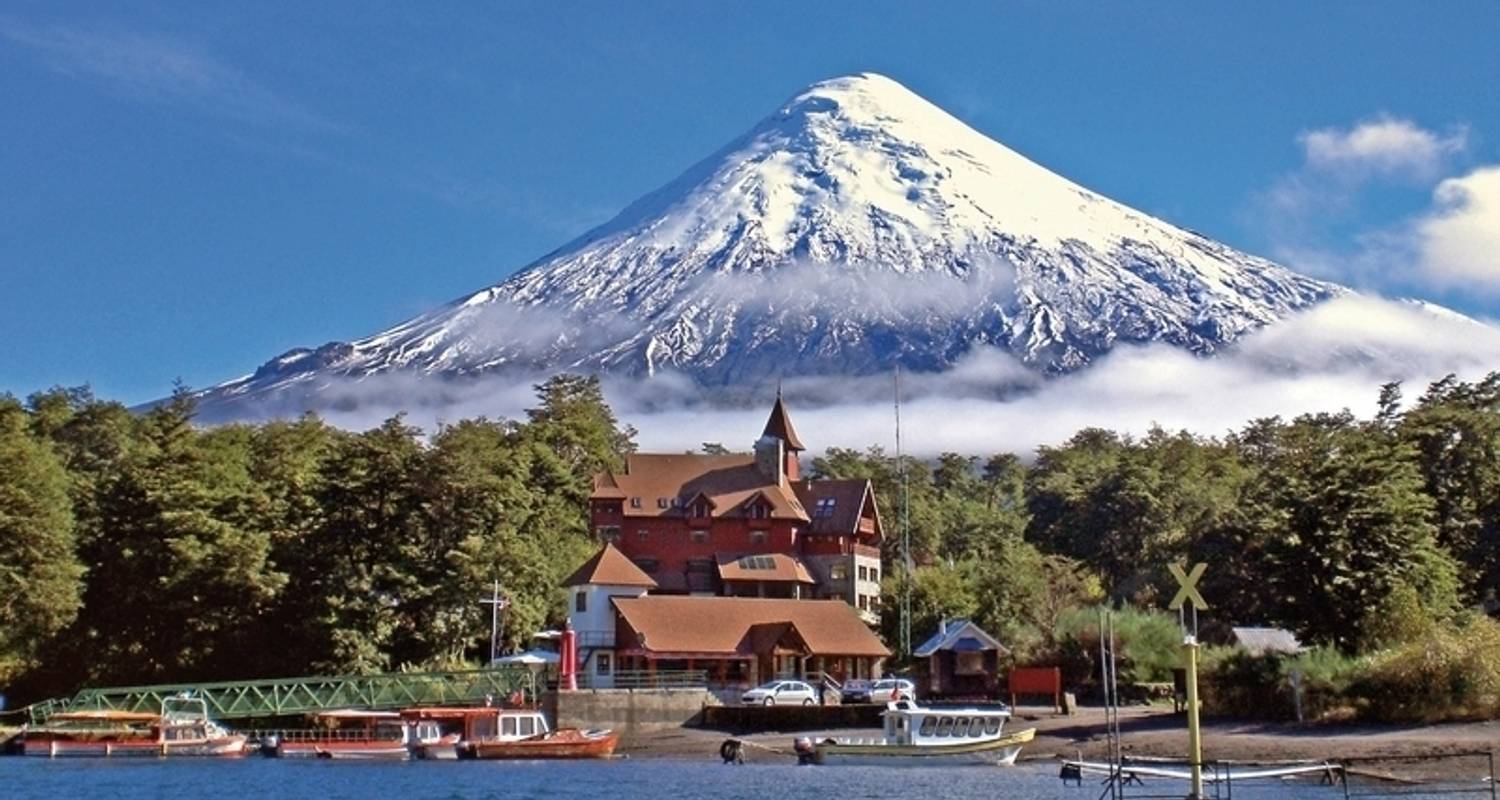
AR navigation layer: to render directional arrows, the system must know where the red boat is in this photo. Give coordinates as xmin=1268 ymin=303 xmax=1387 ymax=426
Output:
xmin=464 ymin=709 xmax=618 ymax=760
xmin=399 ymin=707 xmax=496 ymax=760
xmin=271 ymin=710 xmax=413 ymax=760
xmin=22 ymin=698 xmax=248 ymax=758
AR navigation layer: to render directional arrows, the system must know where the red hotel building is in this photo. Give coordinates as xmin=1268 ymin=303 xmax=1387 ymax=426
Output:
xmin=588 ymin=395 xmax=885 ymax=621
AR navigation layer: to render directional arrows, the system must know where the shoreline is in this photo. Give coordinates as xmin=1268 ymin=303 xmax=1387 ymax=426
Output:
xmin=617 ymin=706 xmax=1500 ymax=779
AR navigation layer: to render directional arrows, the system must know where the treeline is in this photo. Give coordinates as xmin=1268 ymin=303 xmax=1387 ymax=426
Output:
xmin=811 ymin=374 xmax=1500 ymax=664
xmin=0 ymin=376 xmax=633 ymax=704
xmin=4 ymin=370 xmax=1499 ymax=715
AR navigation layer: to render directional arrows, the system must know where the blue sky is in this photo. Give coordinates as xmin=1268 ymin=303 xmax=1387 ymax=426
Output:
xmin=3 ymin=2 xmax=1499 ymax=404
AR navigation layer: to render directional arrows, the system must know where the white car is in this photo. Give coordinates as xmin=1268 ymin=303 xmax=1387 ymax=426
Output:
xmin=741 ymin=680 xmax=817 ymax=706
xmin=867 ymin=678 xmax=916 ymax=704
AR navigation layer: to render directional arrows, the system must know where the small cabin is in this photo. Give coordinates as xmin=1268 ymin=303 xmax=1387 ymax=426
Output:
xmin=913 ymin=619 xmax=1008 ymax=699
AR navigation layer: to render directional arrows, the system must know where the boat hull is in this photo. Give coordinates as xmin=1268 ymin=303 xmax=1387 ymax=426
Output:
xmin=468 ymin=729 xmax=619 ymax=760
xmin=276 ymin=742 xmax=411 ymax=760
xmin=811 ymin=728 xmax=1034 ymax=767
xmin=22 ymin=735 xmax=248 ymax=758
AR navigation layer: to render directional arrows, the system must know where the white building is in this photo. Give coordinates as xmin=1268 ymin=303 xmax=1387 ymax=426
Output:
xmin=562 ymin=542 xmax=657 ymax=689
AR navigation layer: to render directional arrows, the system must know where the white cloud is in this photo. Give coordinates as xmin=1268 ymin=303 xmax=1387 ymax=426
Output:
xmin=0 ymin=16 xmax=338 ymax=131
xmin=1415 ymin=166 xmax=1500 ymax=292
xmin=228 ymin=295 xmax=1500 ymax=459
xmin=1299 ymin=116 xmax=1468 ymax=182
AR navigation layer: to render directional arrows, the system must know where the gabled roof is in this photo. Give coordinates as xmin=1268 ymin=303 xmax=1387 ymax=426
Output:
xmin=716 ymin=552 xmax=815 ymax=584
xmin=591 ymin=471 xmax=627 ymax=499
xmin=762 ymin=394 xmax=806 ymax=451
xmin=738 ymin=621 xmax=811 ymax=656
xmin=794 ymin=478 xmax=881 ymax=538
xmin=561 ymin=543 xmax=658 ymax=588
xmin=612 ymin=596 xmax=889 ymax=657
xmin=914 ymin=619 xmax=1007 ymax=657
xmin=1231 ymin=626 xmax=1303 ymax=656
xmin=590 ymin=453 xmax=809 ymax=521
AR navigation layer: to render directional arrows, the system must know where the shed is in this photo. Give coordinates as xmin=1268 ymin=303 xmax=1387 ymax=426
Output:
xmin=1231 ymin=626 xmax=1303 ymax=656
xmin=913 ymin=619 xmax=1008 ymax=699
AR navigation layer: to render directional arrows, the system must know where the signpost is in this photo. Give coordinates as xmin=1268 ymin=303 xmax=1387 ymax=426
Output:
xmin=1168 ymin=562 xmax=1209 ymax=800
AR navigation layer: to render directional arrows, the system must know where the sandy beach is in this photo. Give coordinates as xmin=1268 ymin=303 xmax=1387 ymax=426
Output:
xmin=618 ymin=706 xmax=1500 ymax=780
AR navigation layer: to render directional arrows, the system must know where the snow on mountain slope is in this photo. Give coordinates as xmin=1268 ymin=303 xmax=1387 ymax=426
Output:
xmin=197 ymin=73 xmax=1343 ymax=416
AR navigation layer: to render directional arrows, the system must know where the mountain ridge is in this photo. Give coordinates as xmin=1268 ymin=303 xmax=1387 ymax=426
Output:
xmin=195 ymin=73 xmax=1346 ymax=419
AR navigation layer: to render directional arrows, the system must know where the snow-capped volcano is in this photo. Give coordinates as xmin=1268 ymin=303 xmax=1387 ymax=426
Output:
xmin=198 ymin=73 xmax=1343 ymax=417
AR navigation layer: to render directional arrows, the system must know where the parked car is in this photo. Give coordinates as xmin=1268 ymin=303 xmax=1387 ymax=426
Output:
xmin=741 ymin=680 xmax=817 ymax=706
xmin=839 ymin=679 xmax=873 ymax=704
xmin=867 ymin=678 xmax=916 ymax=704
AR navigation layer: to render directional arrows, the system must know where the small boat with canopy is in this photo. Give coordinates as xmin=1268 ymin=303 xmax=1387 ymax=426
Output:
xmin=795 ymin=699 xmax=1034 ymax=766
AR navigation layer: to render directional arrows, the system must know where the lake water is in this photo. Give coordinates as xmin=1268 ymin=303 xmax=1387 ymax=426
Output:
xmin=0 ymin=757 xmax=1476 ymax=800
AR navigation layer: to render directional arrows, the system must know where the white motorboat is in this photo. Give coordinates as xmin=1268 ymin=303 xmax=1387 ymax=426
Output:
xmin=795 ymin=699 xmax=1034 ymax=766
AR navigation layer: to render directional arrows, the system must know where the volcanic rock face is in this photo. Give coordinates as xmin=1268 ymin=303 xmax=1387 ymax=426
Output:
xmin=198 ymin=73 xmax=1342 ymax=416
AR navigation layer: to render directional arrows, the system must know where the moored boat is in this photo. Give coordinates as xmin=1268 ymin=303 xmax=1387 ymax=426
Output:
xmin=464 ymin=708 xmax=618 ymax=760
xmin=271 ymin=710 xmax=413 ymax=760
xmin=795 ymin=699 xmax=1034 ymax=766
xmin=399 ymin=707 xmax=497 ymax=760
xmin=21 ymin=696 xmax=248 ymax=758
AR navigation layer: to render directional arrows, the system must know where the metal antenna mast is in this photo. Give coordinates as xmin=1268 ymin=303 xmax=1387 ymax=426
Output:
xmin=895 ymin=365 xmax=912 ymax=659
xmin=480 ymin=580 xmax=508 ymax=665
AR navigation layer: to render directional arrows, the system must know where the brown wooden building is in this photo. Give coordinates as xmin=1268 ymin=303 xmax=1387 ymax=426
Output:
xmin=610 ymin=595 xmax=890 ymax=687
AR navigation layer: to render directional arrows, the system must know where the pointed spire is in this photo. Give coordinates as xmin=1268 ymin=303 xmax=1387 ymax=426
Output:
xmin=762 ymin=390 xmax=806 ymax=452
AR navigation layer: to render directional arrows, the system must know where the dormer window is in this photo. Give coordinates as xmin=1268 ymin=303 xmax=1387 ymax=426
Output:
xmin=657 ymin=498 xmax=669 ymax=509
xmin=630 ymin=497 xmax=642 ymax=509
xmin=814 ymin=497 xmax=837 ymax=518
xmin=748 ymin=501 xmax=769 ymax=520
xmin=692 ymin=499 xmax=711 ymax=518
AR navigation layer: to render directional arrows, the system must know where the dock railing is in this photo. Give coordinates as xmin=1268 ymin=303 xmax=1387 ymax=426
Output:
xmin=49 ymin=667 xmax=535 ymax=722
xmin=567 ymin=670 xmax=708 ymax=690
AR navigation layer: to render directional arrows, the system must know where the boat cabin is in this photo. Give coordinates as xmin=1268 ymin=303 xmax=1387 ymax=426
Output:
xmin=308 ymin=710 xmax=411 ymax=744
xmin=880 ymin=699 xmax=1011 ymax=746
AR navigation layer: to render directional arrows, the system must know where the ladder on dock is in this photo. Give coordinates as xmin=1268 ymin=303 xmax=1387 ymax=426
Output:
xmin=15 ymin=666 xmax=535 ymax=724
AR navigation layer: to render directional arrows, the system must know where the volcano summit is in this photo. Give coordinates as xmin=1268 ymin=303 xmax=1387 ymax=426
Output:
xmin=196 ymin=73 xmax=1344 ymax=420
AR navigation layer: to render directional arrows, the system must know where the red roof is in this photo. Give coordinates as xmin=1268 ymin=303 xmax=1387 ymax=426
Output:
xmin=612 ymin=596 xmax=889 ymax=657
xmin=561 ymin=543 xmax=658 ymax=588
xmin=762 ymin=394 xmax=806 ymax=451
xmin=592 ymin=453 xmax=809 ymax=521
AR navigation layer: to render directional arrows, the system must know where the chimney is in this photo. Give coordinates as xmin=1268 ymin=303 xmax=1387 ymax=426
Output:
xmin=754 ymin=435 xmax=784 ymax=484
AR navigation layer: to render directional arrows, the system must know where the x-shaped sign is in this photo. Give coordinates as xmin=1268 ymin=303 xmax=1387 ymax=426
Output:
xmin=1168 ymin=562 xmax=1208 ymax=610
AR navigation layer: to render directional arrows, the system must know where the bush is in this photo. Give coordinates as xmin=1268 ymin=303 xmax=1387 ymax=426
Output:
xmin=1353 ymin=612 xmax=1500 ymax=722
xmin=1052 ymin=606 xmax=1183 ymax=691
xmin=1201 ymin=646 xmax=1364 ymax=721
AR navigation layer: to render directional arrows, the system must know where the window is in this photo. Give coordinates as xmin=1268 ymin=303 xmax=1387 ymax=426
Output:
xmin=502 ymin=717 xmax=517 ymax=737
xmin=630 ymin=497 xmax=642 ymax=508
xmin=814 ymin=497 xmax=837 ymax=518
xmin=858 ymin=595 xmax=868 ymax=610
xmin=635 ymin=558 xmax=658 ymax=573
xmin=748 ymin=501 xmax=769 ymax=519
xmin=597 ymin=526 xmax=620 ymax=542
xmin=518 ymin=717 xmax=535 ymax=737
xmin=750 ymin=530 xmax=767 ymax=544
xmin=829 ymin=563 xmax=848 ymax=581
xmin=919 ymin=716 xmax=936 ymax=736
xmin=692 ymin=500 xmax=710 ymax=518
xmin=936 ymin=717 xmax=954 ymax=737
xmin=869 ymin=567 xmax=879 ymax=583
xmin=691 ymin=529 xmax=708 ymax=543
xmin=575 ymin=591 xmax=587 ymax=613
xmin=952 ymin=717 xmax=970 ymax=737
xmin=597 ymin=653 xmax=612 ymax=675
xmin=637 ymin=528 xmax=649 ymax=541
xmin=657 ymin=497 xmax=669 ymax=509
xmin=858 ymin=565 xmax=869 ymax=581
xmin=955 ymin=651 xmax=985 ymax=676
xmin=984 ymin=717 xmax=1001 ymax=735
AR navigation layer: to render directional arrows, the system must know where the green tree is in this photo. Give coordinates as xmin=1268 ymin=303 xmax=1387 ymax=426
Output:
xmin=0 ymin=401 xmax=84 ymax=683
